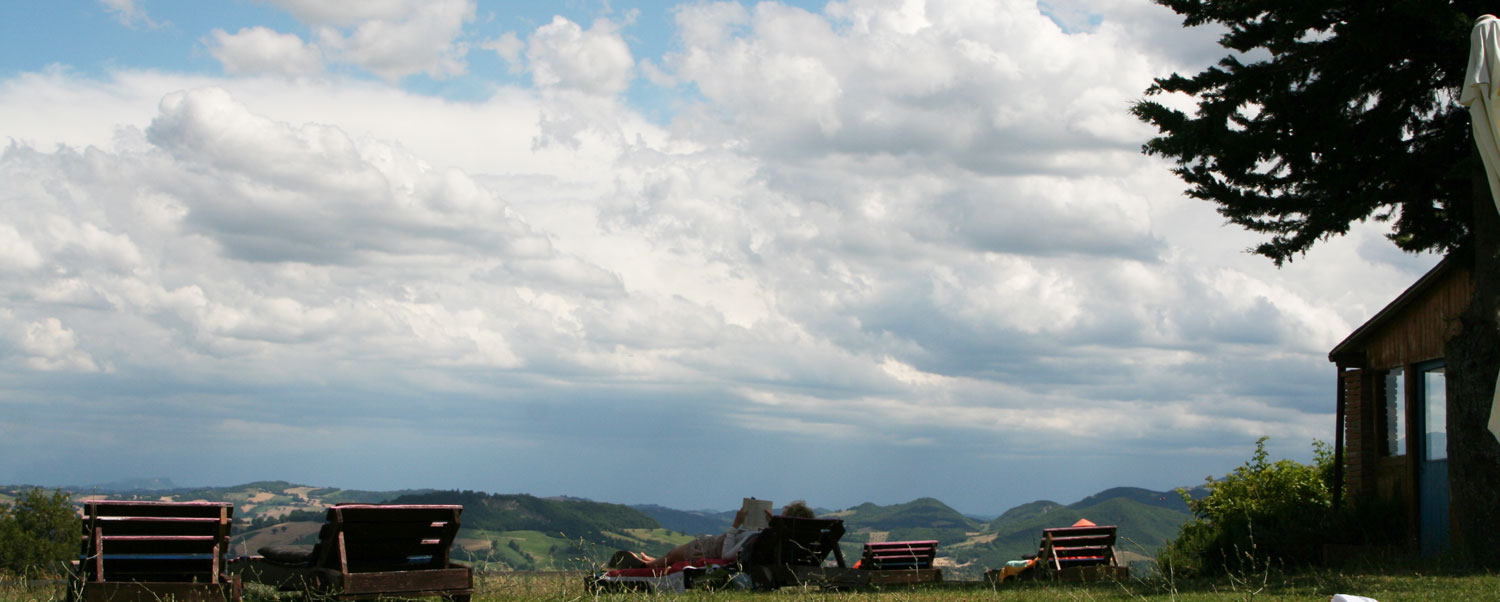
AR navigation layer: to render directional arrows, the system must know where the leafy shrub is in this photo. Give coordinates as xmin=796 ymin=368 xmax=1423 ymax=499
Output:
xmin=0 ymin=488 xmax=75 ymax=578
xmin=1157 ymin=438 xmax=1334 ymax=576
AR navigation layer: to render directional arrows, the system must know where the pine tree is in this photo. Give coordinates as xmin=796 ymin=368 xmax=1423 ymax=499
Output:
xmin=1133 ymin=0 xmax=1500 ymax=564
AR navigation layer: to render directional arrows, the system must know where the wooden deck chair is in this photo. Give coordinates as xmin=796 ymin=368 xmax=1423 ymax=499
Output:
xmin=70 ymin=500 xmax=240 ymax=602
xmin=234 ymin=504 xmax=472 ymax=601
xmin=858 ymin=540 xmax=942 ymax=585
xmin=1035 ymin=524 xmax=1127 ymax=582
xmin=740 ymin=516 xmax=863 ymax=590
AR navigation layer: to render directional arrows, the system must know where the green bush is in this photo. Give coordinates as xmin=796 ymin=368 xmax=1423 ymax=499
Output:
xmin=1157 ymin=438 xmax=1334 ymax=576
xmin=0 ymin=488 xmax=76 ymax=578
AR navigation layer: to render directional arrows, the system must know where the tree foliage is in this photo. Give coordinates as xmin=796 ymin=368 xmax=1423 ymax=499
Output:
xmin=0 ymin=489 xmax=76 ymax=578
xmin=1132 ymin=0 xmax=1486 ymax=264
xmin=1157 ymin=438 xmax=1335 ymax=576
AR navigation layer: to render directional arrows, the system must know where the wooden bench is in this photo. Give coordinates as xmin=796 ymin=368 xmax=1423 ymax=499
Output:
xmin=234 ymin=504 xmax=472 ymax=601
xmin=858 ymin=540 xmax=942 ymax=584
xmin=740 ymin=516 xmax=863 ymax=590
xmin=1036 ymin=524 xmax=1127 ymax=581
xmin=70 ymin=500 xmax=240 ymax=602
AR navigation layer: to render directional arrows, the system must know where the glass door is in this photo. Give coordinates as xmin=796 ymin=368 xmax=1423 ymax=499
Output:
xmin=1417 ymin=362 xmax=1449 ymax=556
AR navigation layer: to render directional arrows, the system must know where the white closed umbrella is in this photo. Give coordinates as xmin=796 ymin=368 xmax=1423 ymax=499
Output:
xmin=1459 ymin=14 xmax=1500 ymax=444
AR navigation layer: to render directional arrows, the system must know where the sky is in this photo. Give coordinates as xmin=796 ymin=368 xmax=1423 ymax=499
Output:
xmin=0 ymin=0 xmax=1445 ymax=516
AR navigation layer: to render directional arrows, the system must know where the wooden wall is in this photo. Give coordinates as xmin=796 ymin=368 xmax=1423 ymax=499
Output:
xmin=1359 ymin=269 xmax=1471 ymax=369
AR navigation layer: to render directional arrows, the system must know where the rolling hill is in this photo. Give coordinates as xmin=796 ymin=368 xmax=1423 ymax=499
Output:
xmin=3 ymin=480 xmax=1199 ymax=578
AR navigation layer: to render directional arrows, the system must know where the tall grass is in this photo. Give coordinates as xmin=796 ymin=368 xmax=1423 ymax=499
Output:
xmin=5 ymin=570 xmax=1498 ymax=602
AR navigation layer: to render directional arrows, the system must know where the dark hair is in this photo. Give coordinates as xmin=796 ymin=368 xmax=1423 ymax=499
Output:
xmin=780 ymin=500 xmax=815 ymax=519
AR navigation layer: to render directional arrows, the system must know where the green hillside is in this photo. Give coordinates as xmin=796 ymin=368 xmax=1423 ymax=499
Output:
xmin=945 ymin=491 xmax=1194 ymax=576
xmin=984 ymin=500 xmax=1067 ymax=531
xmin=828 ymin=497 xmax=981 ymax=562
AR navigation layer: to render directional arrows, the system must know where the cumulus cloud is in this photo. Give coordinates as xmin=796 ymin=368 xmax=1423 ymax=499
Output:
xmin=143 ymin=87 xmax=541 ymax=264
xmin=288 ymin=0 xmax=476 ymax=81
xmin=2 ymin=314 xmax=103 ymax=373
xmin=0 ymin=0 xmax=1447 ymax=510
xmin=99 ymin=0 xmax=163 ymax=29
xmin=521 ymin=16 xmax=636 ymax=96
xmin=207 ymin=27 xmax=324 ymax=77
xmin=663 ymin=0 xmax=1163 ymax=172
xmin=209 ymin=0 xmax=478 ymax=81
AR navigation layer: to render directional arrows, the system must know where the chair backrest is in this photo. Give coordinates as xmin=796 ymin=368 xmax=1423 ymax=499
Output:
xmin=309 ymin=505 xmax=462 ymax=573
xmin=80 ymin=501 xmax=233 ymax=583
xmin=744 ymin=516 xmax=846 ymax=569
xmin=860 ymin=540 xmax=937 ymax=570
xmin=1038 ymin=525 xmax=1118 ymax=569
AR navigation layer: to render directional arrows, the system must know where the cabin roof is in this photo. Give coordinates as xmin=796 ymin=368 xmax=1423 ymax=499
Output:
xmin=1328 ymin=256 xmax=1459 ymax=365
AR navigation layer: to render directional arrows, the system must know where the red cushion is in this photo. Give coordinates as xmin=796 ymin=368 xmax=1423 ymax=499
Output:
xmin=604 ymin=558 xmax=729 ymax=578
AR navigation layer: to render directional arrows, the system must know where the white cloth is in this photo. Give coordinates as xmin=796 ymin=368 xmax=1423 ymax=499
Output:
xmin=1330 ymin=595 xmax=1378 ymax=602
xmin=720 ymin=528 xmax=757 ymax=561
xmin=601 ymin=571 xmax=687 ymax=593
xmin=1461 ymin=14 xmax=1500 ymax=446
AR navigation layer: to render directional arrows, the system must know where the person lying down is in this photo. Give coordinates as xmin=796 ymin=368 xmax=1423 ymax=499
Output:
xmin=610 ymin=500 xmax=816 ymax=568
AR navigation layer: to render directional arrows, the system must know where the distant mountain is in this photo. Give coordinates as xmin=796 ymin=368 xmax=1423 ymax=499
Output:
xmin=80 ymin=477 xmax=178 ymax=492
xmin=835 ymin=497 xmax=980 ymax=532
xmin=1069 ymin=486 xmax=1193 ymax=513
xmin=388 ymin=490 xmax=659 ymax=536
xmin=631 ymin=504 xmax=735 ymax=535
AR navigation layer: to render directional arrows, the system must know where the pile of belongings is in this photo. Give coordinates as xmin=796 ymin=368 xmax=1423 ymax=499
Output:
xmin=589 ymin=554 xmax=752 ymax=593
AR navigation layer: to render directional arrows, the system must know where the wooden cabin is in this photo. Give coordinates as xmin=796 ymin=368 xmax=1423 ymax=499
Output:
xmin=1328 ymin=258 xmax=1471 ymax=555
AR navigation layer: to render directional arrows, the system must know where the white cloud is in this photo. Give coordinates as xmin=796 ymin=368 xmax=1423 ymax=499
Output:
xmin=99 ymin=0 xmax=164 ymax=29
xmin=12 ymin=317 xmax=102 ymax=372
xmin=0 ymin=222 xmax=44 ymax=272
xmin=524 ymin=16 xmax=636 ymax=96
xmin=143 ymin=87 xmax=540 ymax=264
xmin=296 ymin=0 xmax=476 ymax=81
xmin=207 ymin=27 xmax=325 ymax=77
xmin=663 ymin=0 xmax=1166 ymax=171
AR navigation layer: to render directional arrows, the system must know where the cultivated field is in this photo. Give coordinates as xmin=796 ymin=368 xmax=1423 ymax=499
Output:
xmin=5 ymin=569 xmax=1498 ymax=602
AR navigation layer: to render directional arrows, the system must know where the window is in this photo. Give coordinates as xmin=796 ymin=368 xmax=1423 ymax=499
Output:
xmin=1422 ymin=365 xmax=1447 ymax=461
xmin=1385 ymin=368 xmax=1405 ymax=456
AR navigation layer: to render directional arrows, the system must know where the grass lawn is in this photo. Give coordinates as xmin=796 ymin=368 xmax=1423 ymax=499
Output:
xmin=9 ymin=569 xmax=1497 ymax=602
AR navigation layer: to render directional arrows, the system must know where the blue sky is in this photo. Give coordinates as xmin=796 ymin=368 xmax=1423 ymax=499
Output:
xmin=0 ymin=0 xmax=1442 ymax=516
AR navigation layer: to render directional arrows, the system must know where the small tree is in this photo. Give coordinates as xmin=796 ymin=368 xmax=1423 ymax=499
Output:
xmin=1158 ymin=438 xmax=1334 ymax=576
xmin=0 ymin=489 xmax=77 ymax=578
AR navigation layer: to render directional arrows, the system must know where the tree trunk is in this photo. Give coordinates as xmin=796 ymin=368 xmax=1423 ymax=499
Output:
xmin=1444 ymin=169 xmax=1500 ymax=565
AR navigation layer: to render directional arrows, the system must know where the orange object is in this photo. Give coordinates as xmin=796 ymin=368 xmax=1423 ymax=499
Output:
xmin=1072 ymin=518 xmax=1096 ymax=527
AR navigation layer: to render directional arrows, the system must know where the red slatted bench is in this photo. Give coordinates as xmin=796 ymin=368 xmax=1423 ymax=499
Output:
xmin=71 ymin=500 xmax=240 ymax=602
xmin=1037 ymin=524 xmax=1127 ymax=581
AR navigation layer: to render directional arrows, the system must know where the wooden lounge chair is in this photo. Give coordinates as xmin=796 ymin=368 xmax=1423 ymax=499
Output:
xmin=858 ymin=540 xmax=942 ymax=585
xmin=740 ymin=516 xmax=863 ymax=590
xmin=70 ymin=500 xmax=240 ymax=602
xmin=234 ymin=504 xmax=472 ymax=601
xmin=1035 ymin=524 xmax=1127 ymax=581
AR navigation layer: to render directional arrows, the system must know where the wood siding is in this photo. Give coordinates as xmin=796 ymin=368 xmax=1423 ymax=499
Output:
xmin=1360 ymin=269 xmax=1471 ymax=369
